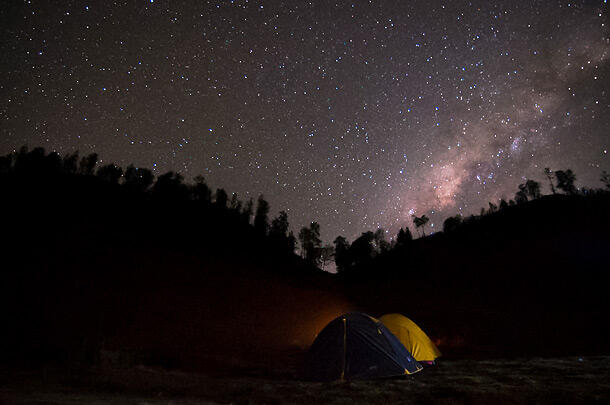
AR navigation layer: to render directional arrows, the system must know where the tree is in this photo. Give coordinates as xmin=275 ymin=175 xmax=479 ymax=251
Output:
xmin=488 ymin=201 xmax=497 ymax=214
xmin=286 ymin=231 xmax=297 ymax=253
xmin=44 ymin=152 xmax=62 ymax=174
xmin=13 ymin=145 xmax=30 ymax=173
xmin=153 ymin=171 xmax=187 ymax=199
xmin=214 ymin=188 xmax=228 ymax=209
xmin=320 ymin=244 xmax=335 ymax=272
xmin=298 ymin=222 xmax=322 ymax=267
xmin=443 ymin=215 xmax=462 ymax=233
xmin=14 ymin=146 xmax=48 ymax=175
xmin=395 ymin=227 xmax=413 ymax=248
xmin=544 ymin=168 xmax=556 ymax=194
xmin=62 ymin=151 xmax=79 ymax=174
xmin=412 ymin=214 xmax=430 ymax=237
xmin=124 ymin=165 xmax=154 ymax=192
xmin=230 ymin=193 xmax=242 ymax=211
xmin=192 ymin=175 xmax=211 ymax=204
xmin=269 ymin=210 xmax=295 ymax=252
xmin=601 ymin=171 xmax=610 ymax=190
xmin=0 ymin=153 xmax=12 ymax=176
xmin=555 ymin=169 xmax=577 ymax=194
xmin=515 ymin=179 xmax=541 ymax=203
xmin=499 ymin=199 xmax=509 ymax=210
xmin=241 ymin=198 xmax=253 ymax=224
xmin=254 ymin=194 xmax=270 ymax=235
xmin=373 ymin=228 xmax=391 ymax=254
xmin=96 ymin=164 xmax=123 ymax=184
xmin=79 ymin=153 xmax=98 ymax=175
xmin=514 ymin=189 xmax=528 ymax=204
xmin=270 ymin=211 xmax=289 ymax=239
xmin=524 ymin=179 xmax=541 ymax=200
xmin=350 ymin=231 xmax=376 ymax=266
xmin=333 ymin=236 xmax=351 ymax=274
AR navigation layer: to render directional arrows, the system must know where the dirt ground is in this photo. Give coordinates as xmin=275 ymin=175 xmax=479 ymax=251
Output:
xmin=2 ymin=356 xmax=609 ymax=404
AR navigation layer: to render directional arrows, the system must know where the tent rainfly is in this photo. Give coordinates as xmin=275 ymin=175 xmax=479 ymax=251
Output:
xmin=305 ymin=312 xmax=422 ymax=381
xmin=379 ymin=313 xmax=441 ymax=364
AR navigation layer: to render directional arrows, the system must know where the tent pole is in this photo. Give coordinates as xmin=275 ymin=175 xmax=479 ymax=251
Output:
xmin=340 ymin=317 xmax=347 ymax=381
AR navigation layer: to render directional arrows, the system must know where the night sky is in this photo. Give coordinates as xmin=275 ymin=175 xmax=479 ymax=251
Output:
xmin=1 ymin=1 xmax=608 ymax=243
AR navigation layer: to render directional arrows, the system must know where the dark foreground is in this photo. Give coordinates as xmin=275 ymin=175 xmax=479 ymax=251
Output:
xmin=2 ymin=356 xmax=609 ymax=404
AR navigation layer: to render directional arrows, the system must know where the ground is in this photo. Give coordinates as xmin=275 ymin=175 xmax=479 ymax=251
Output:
xmin=2 ymin=356 xmax=609 ymax=404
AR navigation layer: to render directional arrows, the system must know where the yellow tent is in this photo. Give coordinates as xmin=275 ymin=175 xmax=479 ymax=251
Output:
xmin=379 ymin=313 xmax=441 ymax=363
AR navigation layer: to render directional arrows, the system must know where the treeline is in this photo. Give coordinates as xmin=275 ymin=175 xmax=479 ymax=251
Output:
xmin=2 ymin=145 xmax=609 ymax=274
xmin=1 ymin=146 xmax=345 ymax=369
xmin=328 ymin=167 xmax=610 ymax=276
xmin=0 ymin=146 xmax=309 ymax=259
xmin=441 ymin=168 xmax=609 ymax=234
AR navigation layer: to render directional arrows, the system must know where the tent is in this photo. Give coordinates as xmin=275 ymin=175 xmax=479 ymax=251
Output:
xmin=305 ymin=312 xmax=422 ymax=381
xmin=379 ymin=313 xmax=441 ymax=363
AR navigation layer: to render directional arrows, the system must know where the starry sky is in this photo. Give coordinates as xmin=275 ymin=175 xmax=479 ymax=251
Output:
xmin=1 ymin=0 xmax=608 ymax=244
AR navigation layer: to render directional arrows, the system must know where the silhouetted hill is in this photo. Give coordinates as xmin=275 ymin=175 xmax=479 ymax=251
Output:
xmin=343 ymin=193 xmax=610 ymax=358
xmin=0 ymin=154 xmax=349 ymax=375
xmin=2 ymin=147 xmax=609 ymax=377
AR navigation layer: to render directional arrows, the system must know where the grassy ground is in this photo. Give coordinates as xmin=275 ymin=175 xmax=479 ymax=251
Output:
xmin=2 ymin=356 xmax=609 ymax=404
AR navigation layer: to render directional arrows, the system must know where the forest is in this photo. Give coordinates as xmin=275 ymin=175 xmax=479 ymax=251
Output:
xmin=1 ymin=145 xmax=609 ymax=374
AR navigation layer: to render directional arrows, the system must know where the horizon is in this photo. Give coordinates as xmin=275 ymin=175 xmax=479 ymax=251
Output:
xmin=1 ymin=0 xmax=608 ymax=244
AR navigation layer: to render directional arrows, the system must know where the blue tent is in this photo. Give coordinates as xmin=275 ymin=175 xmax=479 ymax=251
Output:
xmin=305 ymin=312 xmax=422 ymax=381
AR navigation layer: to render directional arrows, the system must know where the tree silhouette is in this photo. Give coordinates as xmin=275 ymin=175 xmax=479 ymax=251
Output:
xmin=544 ymin=168 xmax=556 ymax=194
xmin=192 ymin=175 xmax=212 ymax=204
xmin=373 ymin=228 xmax=390 ymax=254
xmin=298 ymin=222 xmax=322 ymax=267
xmin=524 ymin=179 xmax=541 ymax=200
xmin=488 ymin=201 xmax=498 ymax=214
xmin=62 ymin=151 xmax=79 ymax=174
xmin=270 ymin=211 xmax=289 ymax=238
xmin=333 ymin=236 xmax=351 ymax=274
xmin=443 ymin=215 xmax=462 ymax=233
xmin=395 ymin=227 xmax=413 ymax=248
xmin=214 ymin=188 xmax=228 ymax=209
xmin=319 ymin=244 xmax=335 ymax=272
xmin=269 ymin=210 xmax=296 ymax=252
xmin=601 ymin=171 xmax=610 ymax=190
xmin=124 ymin=165 xmax=154 ymax=192
xmin=350 ymin=231 xmax=376 ymax=265
xmin=241 ymin=197 xmax=253 ymax=224
xmin=555 ymin=169 xmax=577 ymax=195
xmin=254 ymin=195 xmax=270 ymax=235
xmin=153 ymin=171 xmax=188 ymax=199
xmin=412 ymin=214 xmax=429 ymax=237
xmin=230 ymin=193 xmax=242 ymax=211
xmin=96 ymin=164 xmax=123 ymax=184
xmin=514 ymin=189 xmax=528 ymax=204
xmin=14 ymin=146 xmax=48 ymax=175
xmin=79 ymin=153 xmax=98 ymax=175
xmin=13 ymin=145 xmax=29 ymax=173
xmin=0 ymin=154 xmax=12 ymax=176
xmin=44 ymin=152 xmax=62 ymax=174
xmin=286 ymin=231 xmax=297 ymax=253
xmin=499 ymin=199 xmax=509 ymax=210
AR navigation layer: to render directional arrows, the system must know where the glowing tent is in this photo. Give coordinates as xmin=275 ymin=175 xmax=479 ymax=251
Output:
xmin=305 ymin=312 xmax=422 ymax=381
xmin=379 ymin=313 xmax=441 ymax=363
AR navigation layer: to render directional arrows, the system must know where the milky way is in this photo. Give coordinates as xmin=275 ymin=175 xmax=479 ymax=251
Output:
xmin=1 ymin=1 xmax=608 ymax=243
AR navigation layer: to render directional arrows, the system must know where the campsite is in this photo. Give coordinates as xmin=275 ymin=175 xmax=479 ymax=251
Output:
xmin=1 ymin=146 xmax=610 ymax=403
xmin=2 ymin=0 xmax=610 ymax=401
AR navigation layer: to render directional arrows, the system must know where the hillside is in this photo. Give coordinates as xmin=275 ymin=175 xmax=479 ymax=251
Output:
xmin=345 ymin=192 xmax=610 ymax=358
xmin=0 ymin=151 xmax=349 ymax=375
xmin=2 ymin=147 xmax=609 ymax=377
